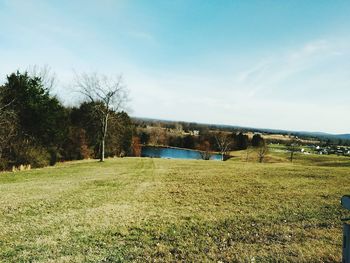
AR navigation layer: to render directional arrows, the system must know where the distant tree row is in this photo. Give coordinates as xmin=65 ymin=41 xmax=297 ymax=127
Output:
xmin=0 ymin=71 xmax=134 ymax=171
xmin=134 ymin=118 xmax=350 ymax=146
xmin=135 ymin=125 xmax=266 ymax=157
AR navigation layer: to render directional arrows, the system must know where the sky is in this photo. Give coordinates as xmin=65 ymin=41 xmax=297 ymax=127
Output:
xmin=0 ymin=0 xmax=350 ymax=134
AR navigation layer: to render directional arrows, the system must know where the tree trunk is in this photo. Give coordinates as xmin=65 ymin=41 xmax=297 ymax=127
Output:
xmin=100 ymin=138 xmax=105 ymax=162
xmin=100 ymin=114 xmax=109 ymax=162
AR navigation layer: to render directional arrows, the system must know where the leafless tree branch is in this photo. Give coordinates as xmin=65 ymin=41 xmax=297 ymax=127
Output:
xmin=74 ymin=72 xmax=129 ymax=162
xmin=28 ymin=65 xmax=57 ymax=91
xmin=215 ymin=132 xmax=232 ymax=161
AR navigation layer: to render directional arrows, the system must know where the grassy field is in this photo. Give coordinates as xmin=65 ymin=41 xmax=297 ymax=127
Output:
xmin=1 ymin=152 xmax=350 ymax=262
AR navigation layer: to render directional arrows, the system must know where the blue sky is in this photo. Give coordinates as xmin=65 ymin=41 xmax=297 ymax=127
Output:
xmin=1 ymin=0 xmax=350 ymax=133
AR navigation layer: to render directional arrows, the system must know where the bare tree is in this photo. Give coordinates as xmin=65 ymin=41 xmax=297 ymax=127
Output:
xmin=287 ymin=138 xmax=300 ymax=162
xmin=199 ymin=140 xmax=212 ymax=160
xmin=174 ymin=122 xmax=183 ymax=134
xmin=257 ymin=143 xmax=268 ymax=163
xmin=150 ymin=123 xmax=166 ymax=145
xmin=28 ymin=65 xmax=57 ymax=91
xmin=74 ymin=72 xmax=128 ymax=162
xmin=215 ymin=132 xmax=232 ymax=161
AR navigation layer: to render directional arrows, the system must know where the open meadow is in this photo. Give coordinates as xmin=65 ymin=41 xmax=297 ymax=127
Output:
xmin=1 ymin=152 xmax=350 ymax=262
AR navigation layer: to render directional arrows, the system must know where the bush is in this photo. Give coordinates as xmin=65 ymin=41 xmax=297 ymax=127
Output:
xmin=0 ymin=158 xmax=8 ymax=171
xmin=11 ymin=142 xmax=50 ymax=168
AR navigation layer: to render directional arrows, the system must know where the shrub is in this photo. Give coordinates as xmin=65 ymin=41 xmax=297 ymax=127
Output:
xmin=0 ymin=158 xmax=8 ymax=171
xmin=11 ymin=142 xmax=50 ymax=168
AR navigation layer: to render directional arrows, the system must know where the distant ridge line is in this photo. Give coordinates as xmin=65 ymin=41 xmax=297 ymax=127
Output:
xmin=132 ymin=116 xmax=350 ymax=141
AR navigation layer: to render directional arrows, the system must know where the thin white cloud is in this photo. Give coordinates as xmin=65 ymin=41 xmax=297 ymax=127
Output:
xmin=287 ymin=40 xmax=329 ymax=62
xmin=233 ymin=38 xmax=350 ymax=100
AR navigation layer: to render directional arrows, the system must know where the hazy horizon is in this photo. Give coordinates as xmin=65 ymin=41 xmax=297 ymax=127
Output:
xmin=132 ymin=115 xmax=350 ymax=136
xmin=1 ymin=0 xmax=349 ymax=134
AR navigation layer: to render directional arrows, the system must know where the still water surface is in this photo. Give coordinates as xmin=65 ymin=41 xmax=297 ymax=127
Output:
xmin=141 ymin=146 xmax=222 ymax=161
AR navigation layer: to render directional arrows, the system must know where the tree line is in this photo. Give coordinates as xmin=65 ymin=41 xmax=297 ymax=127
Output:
xmin=0 ymin=71 xmax=133 ymax=171
xmin=135 ymin=123 xmax=266 ymax=160
xmin=0 ymin=69 xmax=269 ymax=171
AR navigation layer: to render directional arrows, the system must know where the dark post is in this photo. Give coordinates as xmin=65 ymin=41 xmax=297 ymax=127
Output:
xmin=341 ymin=196 xmax=350 ymax=263
xmin=343 ymin=223 xmax=350 ymax=263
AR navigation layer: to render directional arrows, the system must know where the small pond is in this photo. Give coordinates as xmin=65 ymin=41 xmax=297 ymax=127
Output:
xmin=141 ymin=146 xmax=222 ymax=161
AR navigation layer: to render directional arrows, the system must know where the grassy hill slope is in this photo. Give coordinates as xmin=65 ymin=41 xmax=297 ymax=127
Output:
xmin=1 ymin=156 xmax=350 ymax=262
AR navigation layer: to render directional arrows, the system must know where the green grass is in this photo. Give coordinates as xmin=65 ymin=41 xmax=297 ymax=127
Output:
xmin=1 ymin=154 xmax=350 ymax=262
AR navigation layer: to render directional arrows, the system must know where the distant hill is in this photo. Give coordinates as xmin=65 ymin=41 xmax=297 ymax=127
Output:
xmin=291 ymin=131 xmax=350 ymax=142
xmin=338 ymin=134 xmax=350 ymax=140
xmin=132 ymin=117 xmax=350 ymax=143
